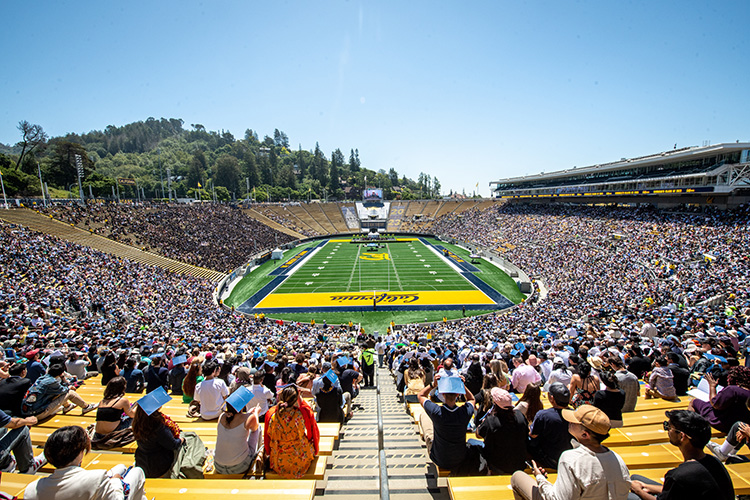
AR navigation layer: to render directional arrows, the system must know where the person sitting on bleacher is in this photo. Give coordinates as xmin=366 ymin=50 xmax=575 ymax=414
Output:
xmin=609 ymin=356 xmax=640 ymax=412
xmin=133 ymin=387 xmax=207 ymax=479
xmin=24 ymin=425 xmax=146 ymax=500
xmin=527 ymin=382 xmax=573 ymax=470
xmin=511 ymin=405 xmax=631 ymax=500
xmin=22 ymin=363 xmax=96 ymax=420
xmin=630 ymin=410 xmax=734 ymax=500
xmin=0 ymin=362 xmax=31 ymax=417
xmin=214 ymin=387 xmax=261 ymax=475
xmin=194 ymin=359 xmax=229 ymax=420
xmin=689 ymin=365 xmax=750 ymax=434
xmin=92 ymin=376 xmax=136 ymax=450
xmin=264 ymin=384 xmax=319 ymax=478
xmin=122 ymin=357 xmax=145 ymax=394
xmin=707 ymin=419 xmax=750 ymax=462
xmin=476 ymin=387 xmax=528 ymax=475
xmin=644 ymin=356 xmax=677 ymax=401
xmin=417 ymin=373 xmax=475 ymax=474
xmin=0 ymin=409 xmax=46 ymax=474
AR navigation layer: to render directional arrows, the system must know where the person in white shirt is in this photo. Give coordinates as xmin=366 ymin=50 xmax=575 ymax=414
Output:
xmin=249 ymin=370 xmax=275 ymax=422
xmin=25 ymin=425 xmax=147 ymax=500
xmin=512 ymin=405 xmax=631 ymax=500
xmin=375 ymin=338 xmax=386 ymax=368
xmin=194 ymin=360 xmax=229 ymax=420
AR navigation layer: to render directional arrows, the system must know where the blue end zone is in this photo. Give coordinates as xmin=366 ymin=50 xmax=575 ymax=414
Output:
xmin=418 ymin=238 xmax=481 ymax=273
xmin=236 ymin=276 xmax=288 ymax=313
xmin=268 ymin=240 xmax=328 ymax=276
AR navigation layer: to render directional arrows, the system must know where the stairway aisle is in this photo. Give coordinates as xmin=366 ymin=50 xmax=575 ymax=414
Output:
xmin=316 ymin=366 xmax=449 ymax=500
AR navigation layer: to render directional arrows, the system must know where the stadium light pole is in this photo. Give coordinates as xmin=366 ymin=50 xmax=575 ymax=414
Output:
xmin=37 ymin=162 xmax=46 ymax=207
xmin=167 ymin=167 xmax=173 ymax=202
xmin=158 ymin=148 xmax=165 ymax=199
xmin=74 ymin=154 xmax=85 ymax=205
xmin=0 ymin=169 xmax=8 ymax=209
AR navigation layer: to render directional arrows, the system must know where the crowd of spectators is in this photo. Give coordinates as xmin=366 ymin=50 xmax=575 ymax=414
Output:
xmin=39 ymin=203 xmax=295 ymax=271
xmin=1 ymin=199 xmax=750 ymax=497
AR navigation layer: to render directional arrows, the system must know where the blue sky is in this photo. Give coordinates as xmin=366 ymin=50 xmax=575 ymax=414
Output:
xmin=2 ymin=0 xmax=748 ymax=195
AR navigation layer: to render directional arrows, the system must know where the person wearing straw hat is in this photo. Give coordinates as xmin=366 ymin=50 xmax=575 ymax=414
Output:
xmin=511 ymin=404 xmax=631 ymax=500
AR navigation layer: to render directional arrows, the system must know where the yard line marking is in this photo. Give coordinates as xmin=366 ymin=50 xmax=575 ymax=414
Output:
xmin=347 ymin=242 xmax=362 ymax=293
xmin=386 ymin=243 xmax=403 ymax=291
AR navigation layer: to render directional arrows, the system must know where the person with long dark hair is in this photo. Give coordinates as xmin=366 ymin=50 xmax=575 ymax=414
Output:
xmin=264 ymin=385 xmax=319 ymax=478
xmin=477 ymin=388 xmax=529 ymax=475
xmin=214 ymin=387 xmax=261 ymax=475
xmin=515 ymin=382 xmax=544 ymax=424
xmin=593 ymin=370 xmax=625 ymax=428
xmin=92 ymin=376 xmax=135 ymax=447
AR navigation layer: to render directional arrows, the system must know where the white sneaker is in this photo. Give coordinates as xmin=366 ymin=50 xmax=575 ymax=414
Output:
xmin=26 ymin=453 xmax=47 ymax=474
xmin=707 ymin=441 xmax=728 ymax=462
xmin=0 ymin=456 xmax=17 ymax=473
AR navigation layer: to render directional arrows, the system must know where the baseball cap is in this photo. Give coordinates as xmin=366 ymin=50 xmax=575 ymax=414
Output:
xmin=490 ymin=388 xmax=514 ymax=409
xmin=562 ymin=404 xmax=611 ymax=435
xmin=25 ymin=348 xmax=41 ymax=360
xmin=548 ymin=383 xmax=571 ymax=406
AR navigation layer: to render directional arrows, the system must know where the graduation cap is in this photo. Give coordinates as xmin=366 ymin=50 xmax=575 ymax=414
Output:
xmin=324 ymin=369 xmax=339 ymax=385
xmin=705 ymin=353 xmax=728 ymax=363
xmin=225 ymin=386 xmax=255 ymax=412
xmin=172 ymin=355 xmax=187 ymax=365
xmin=263 ymin=361 xmax=278 ymax=369
xmin=514 ymin=342 xmax=525 ymax=352
xmin=136 ymin=386 xmax=172 ymax=416
xmin=437 ymin=376 xmax=465 ymax=395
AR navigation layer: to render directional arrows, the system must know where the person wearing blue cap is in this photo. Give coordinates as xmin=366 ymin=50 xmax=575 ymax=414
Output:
xmin=214 ymin=387 xmax=261 ymax=475
xmin=133 ymin=387 xmax=207 ymax=478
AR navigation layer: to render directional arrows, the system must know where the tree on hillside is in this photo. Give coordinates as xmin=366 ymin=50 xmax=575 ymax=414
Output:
xmin=242 ymin=151 xmax=259 ymax=189
xmin=313 ymin=143 xmax=328 ymax=186
xmin=329 ymin=148 xmax=344 ymax=193
xmin=187 ymin=151 xmax=207 ymax=189
xmin=15 ymin=121 xmax=48 ymax=173
xmin=214 ymin=154 xmax=241 ymax=193
xmin=349 ymin=148 xmax=360 ymax=172
xmin=273 ymin=129 xmax=289 ymax=148
xmin=388 ymin=168 xmax=399 ymax=186
xmin=46 ymin=141 xmax=94 ymax=188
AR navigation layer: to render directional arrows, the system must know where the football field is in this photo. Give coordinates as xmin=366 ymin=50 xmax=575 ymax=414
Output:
xmin=229 ymin=237 xmax=520 ymax=314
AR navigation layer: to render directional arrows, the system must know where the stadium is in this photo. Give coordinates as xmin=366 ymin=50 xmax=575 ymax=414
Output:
xmin=1 ymin=141 xmax=750 ymax=499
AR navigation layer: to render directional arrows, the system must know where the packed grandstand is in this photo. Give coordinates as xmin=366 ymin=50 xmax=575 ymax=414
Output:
xmin=1 ymin=193 xmax=750 ymax=499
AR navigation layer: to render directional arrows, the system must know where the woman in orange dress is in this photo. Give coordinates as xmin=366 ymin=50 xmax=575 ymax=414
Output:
xmin=263 ymin=385 xmax=320 ymax=478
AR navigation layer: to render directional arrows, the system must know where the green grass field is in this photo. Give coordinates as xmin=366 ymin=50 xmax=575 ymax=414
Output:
xmin=224 ymin=237 xmax=526 ymax=333
xmin=275 ymin=239 xmax=475 ymax=293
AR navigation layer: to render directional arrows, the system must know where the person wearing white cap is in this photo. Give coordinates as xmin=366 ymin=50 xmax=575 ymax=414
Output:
xmin=511 ymin=404 xmax=631 ymax=500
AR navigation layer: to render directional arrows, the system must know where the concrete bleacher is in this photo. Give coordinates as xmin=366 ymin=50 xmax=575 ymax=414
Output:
xmin=320 ymin=203 xmax=350 ymax=233
xmin=387 ymin=203 xmax=407 ymax=231
xmin=243 ymin=207 xmax=306 ymax=239
xmin=304 ymin=203 xmax=337 ymax=234
xmin=287 ymin=204 xmax=329 ymax=234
